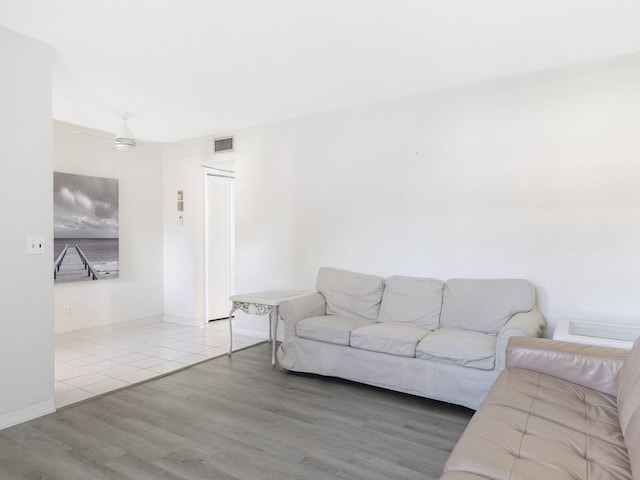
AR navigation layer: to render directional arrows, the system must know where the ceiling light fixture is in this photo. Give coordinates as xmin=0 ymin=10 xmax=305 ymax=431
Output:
xmin=113 ymin=137 xmax=136 ymax=150
xmin=114 ymin=117 xmax=136 ymax=150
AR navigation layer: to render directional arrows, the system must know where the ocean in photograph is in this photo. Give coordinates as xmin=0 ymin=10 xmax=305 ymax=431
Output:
xmin=54 ymin=238 xmax=119 ymax=281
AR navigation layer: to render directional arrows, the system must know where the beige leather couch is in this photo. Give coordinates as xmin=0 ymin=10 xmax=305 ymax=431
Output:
xmin=277 ymin=267 xmax=545 ymax=410
xmin=442 ymin=336 xmax=640 ymax=480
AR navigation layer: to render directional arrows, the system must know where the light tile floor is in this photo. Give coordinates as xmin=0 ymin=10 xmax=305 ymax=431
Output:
xmin=55 ymin=316 xmax=263 ymax=408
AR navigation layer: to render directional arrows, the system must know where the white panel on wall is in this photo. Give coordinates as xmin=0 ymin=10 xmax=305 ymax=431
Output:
xmin=0 ymin=26 xmax=55 ymax=429
xmin=232 ymin=53 xmax=640 ymax=338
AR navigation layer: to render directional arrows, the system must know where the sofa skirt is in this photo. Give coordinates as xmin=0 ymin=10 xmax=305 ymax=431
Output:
xmin=277 ymin=336 xmax=499 ymax=410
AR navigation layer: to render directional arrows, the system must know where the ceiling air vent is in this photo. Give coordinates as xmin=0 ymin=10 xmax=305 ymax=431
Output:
xmin=214 ymin=136 xmax=234 ymax=154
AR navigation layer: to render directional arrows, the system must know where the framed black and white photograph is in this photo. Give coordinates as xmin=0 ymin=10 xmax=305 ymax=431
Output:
xmin=53 ymin=172 xmax=119 ymax=283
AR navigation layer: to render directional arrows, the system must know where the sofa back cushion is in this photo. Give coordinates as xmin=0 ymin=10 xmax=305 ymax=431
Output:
xmin=378 ymin=276 xmax=444 ymax=329
xmin=440 ymin=279 xmax=534 ymax=334
xmin=618 ymin=338 xmax=640 ymax=478
xmin=316 ymin=267 xmax=385 ymax=320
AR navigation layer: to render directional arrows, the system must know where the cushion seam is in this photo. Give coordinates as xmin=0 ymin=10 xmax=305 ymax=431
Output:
xmin=508 ymin=372 xmax=540 ymax=479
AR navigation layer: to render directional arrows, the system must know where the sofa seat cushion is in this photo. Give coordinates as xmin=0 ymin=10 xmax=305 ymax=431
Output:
xmin=444 ymin=368 xmax=630 ymax=480
xmin=416 ymin=328 xmax=496 ymax=370
xmin=296 ymin=315 xmax=376 ymax=346
xmin=350 ymin=323 xmax=431 ymax=357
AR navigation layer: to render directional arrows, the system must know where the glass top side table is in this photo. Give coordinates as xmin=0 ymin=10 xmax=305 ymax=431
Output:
xmin=553 ymin=318 xmax=638 ymax=350
xmin=228 ymin=291 xmax=308 ymax=365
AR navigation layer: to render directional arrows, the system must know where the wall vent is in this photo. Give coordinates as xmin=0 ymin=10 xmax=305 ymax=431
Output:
xmin=214 ymin=136 xmax=234 ymax=154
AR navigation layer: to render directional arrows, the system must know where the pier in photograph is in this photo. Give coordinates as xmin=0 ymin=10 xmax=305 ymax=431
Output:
xmin=54 ymin=244 xmax=101 ymax=283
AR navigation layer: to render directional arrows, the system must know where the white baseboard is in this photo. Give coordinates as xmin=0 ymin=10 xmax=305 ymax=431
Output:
xmin=163 ymin=315 xmax=198 ymax=326
xmin=0 ymin=399 xmax=56 ymax=431
xmin=56 ymin=315 xmax=164 ymax=341
xmin=234 ymin=327 xmax=269 ymax=340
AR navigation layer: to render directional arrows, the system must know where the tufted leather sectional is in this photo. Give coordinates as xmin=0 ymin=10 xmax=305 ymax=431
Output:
xmin=442 ymin=336 xmax=639 ymax=480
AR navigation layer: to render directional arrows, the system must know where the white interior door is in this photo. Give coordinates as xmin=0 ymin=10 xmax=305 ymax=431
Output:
xmin=205 ymin=171 xmax=235 ymax=321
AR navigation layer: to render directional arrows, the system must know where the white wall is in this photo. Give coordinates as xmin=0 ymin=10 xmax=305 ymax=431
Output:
xmin=53 ymin=121 xmax=164 ymax=333
xmin=231 ymin=53 xmax=640 ymax=337
xmin=163 ymin=138 xmax=235 ymax=325
xmin=0 ymin=26 xmax=55 ymax=429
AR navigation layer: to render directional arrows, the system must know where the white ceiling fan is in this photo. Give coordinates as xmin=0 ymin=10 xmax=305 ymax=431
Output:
xmin=71 ymin=113 xmax=139 ymax=151
xmin=70 ymin=113 xmax=182 ymax=150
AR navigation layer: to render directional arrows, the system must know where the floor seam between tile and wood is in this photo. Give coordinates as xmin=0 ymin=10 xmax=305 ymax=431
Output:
xmin=55 ymin=317 xmax=263 ymax=408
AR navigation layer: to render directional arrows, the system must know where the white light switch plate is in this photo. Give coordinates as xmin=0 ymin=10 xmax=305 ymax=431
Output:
xmin=27 ymin=236 xmax=45 ymax=255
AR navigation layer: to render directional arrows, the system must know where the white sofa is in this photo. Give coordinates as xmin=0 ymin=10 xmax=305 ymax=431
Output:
xmin=277 ymin=267 xmax=545 ymax=410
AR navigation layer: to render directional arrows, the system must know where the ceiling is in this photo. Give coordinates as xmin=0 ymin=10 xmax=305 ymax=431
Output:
xmin=2 ymin=1 xmax=640 ymax=142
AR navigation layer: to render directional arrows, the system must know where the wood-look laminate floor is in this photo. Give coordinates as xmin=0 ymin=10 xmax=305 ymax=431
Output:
xmin=0 ymin=343 xmax=473 ymax=480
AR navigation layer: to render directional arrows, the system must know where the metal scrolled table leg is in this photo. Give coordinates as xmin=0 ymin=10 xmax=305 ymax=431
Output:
xmin=270 ymin=307 xmax=278 ymax=366
xmin=228 ymin=303 xmax=236 ymax=356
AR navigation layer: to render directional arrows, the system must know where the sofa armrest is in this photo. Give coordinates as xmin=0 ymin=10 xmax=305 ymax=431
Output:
xmin=495 ymin=309 xmax=545 ymax=370
xmin=506 ymin=336 xmax=628 ymax=396
xmin=279 ymin=292 xmax=327 ymax=339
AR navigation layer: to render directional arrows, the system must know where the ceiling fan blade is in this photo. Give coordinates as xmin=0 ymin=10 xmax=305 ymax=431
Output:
xmin=71 ymin=129 xmax=112 ymax=142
